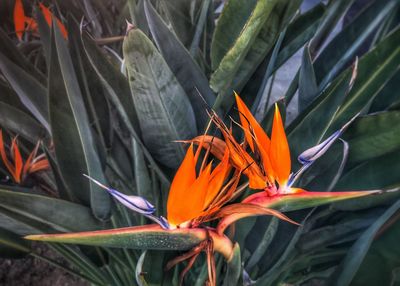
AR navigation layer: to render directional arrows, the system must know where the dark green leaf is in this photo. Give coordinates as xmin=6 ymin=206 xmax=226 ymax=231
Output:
xmin=144 ymin=0 xmax=215 ymax=130
xmin=123 ymin=28 xmax=197 ymax=168
xmin=0 ymin=101 xmax=46 ymax=143
xmin=344 ymin=111 xmax=400 ymax=165
xmin=328 ymin=27 xmax=400 ymax=133
xmin=0 ymin=227 xmax=31 ymax=259
xmin=336 ymin=150 xmax=400 ymax=190
xmin=210 ymin=0 xmax=257 ymax=70
xmin=330 ymin=199 xmax=400 ymax=286
xmin=351 ymin=212 xmax=400 ymax=286
xmin=0 ymin=52 xmax=50 ymax=133
xmin=274 ymin=3 xmax=325 ymax=70
xmin=288 ymin=71 xmax=351 ymax=164
xmin=315 ymin=0 xmax=398 ymax=88
xmin=0 ymin=28 xmax=46 ymax=83
xmin=0 ymin=189 xmax=104 ymax=235
xmin=308 ymin=0 xmax=355 ymax=56
xmin=298 ymin=45 xmax=318 ymax=112
xmin=49 ymin=24 xmax=110 ymax=219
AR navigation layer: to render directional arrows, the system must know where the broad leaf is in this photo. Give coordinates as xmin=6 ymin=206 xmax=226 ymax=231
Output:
xmin=0 ymin=227 xmax=31 ymax=259
xmin=298 ymin=45 xmax=318 ymax=112
xmin=330 ymin=199 xmax=400 ymax=286
xmin=0 ymin=52 xmax=50 ymax=133
xmin=328 ymin=27 xmax=400 ymax=133
xmin=0 ymin=101 xmax=46 ymax=143
xmin=26 ymin=225 xmax=234 ymax=260
xmin=210 ymin=0 xmax=257 ymax=70
xmin=0 ymin=189 xmax=104 ymax=234
xmin=123 ymin=28 xmax=197 ymax=168
xmin=344 ymin=111 xmax=400 ymax=165
xmin=49 ymin=24 xmax=110 ymax=219
xmin=144 ymin=0 xmax=215 ymax=130
xmin=336 ymin=150 xmax=400 ymax=190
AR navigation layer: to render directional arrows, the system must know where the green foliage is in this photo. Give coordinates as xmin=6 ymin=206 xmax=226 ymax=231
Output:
xmin=0 ymin=0 xmax=399 ymax=285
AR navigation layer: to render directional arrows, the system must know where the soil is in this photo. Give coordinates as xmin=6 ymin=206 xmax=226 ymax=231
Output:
xmin=0 ymin=243 xmax=89 ymax=286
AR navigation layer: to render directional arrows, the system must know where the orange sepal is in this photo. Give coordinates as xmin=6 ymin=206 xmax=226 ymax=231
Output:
xmin=28 ymin=159 xmax=50 ymax=173
xmin=24 ymin=16 xmax=39 ymax=34
xmin=203 ymin=150 xmax=231 ymax=208
xmin=11 ymin=138 xmax=23 ymax=183
xmin=216 ymin=203 xmax=299 ymax=235
xmin=235 ymin=93 xmax=271 ymax=153
xmin=270 ymin=104 xmax=291 ymax=187
xmin=39 ymin=3 xmax=68 ymax=39
xmin=13 ymin=0 xmax=25 ymax=40
xmin=0 ymin=131 xmax=16 ymax=180
xmin=167 ymin=145 xmax=197 ymax=225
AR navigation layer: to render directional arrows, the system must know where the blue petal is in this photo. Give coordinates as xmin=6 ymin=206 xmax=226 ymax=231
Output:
xmin=298 ymin=131 xmax=340 ymax=164
xmin=83 ymin=174 xmax=155 ymax=215
xmin=145 ymin=215 xmax=170 ymax=229
xmin=109 ymin=189 xmax=155 ymax=214
xmin=298 ymin=114 xmax=359 ymax=164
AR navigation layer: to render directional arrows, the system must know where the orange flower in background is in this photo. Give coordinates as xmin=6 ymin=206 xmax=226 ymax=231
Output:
xmin=38 ymin=3 xmax=68 ymax=39
xmin=13 ymin=0 xmax=67 ymax=40
xmin=0 ymin=130 xmax=49 ymax=183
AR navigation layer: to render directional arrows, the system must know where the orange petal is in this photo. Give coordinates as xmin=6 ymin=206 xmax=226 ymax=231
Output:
xmin=169 ymin=162 xmax=212 ymax=226
xmin=235 ymin=93 xmax=275 ymax=183
xmin=235 ymin=92 xmax=270 ymax=153
xmin=167 ymin=145 xmax=197 ymax=225
xmin=24 ymin=16 xmax=39 ymax=33
xmin=270 ymin=104 xmax=291 ymax=187
xmin=216 ymin=203 xmax=299 ymax=235
xmin=39 ymin=3 xmax=68 ymax=39
xmin=204 ymin=150 xmax=231 ymax=208
xmin=28 ymin=159 xmax=50 ymax=173
xmin=13 ymin=0 xmax=25 ymax=40
xmin=11 ymin=138 xmax=23 ymax=183
xmin=0 ymin=131 xmax=16 ymax=180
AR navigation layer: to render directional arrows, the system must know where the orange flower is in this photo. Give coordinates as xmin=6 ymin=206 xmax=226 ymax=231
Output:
xmin=38 ymin=3 xmax=68 ymax=39
xmin=167 ymin=144 xmax=233 ymax=227
xmin=235 ymin=93 xmax=295 ymax=194
xmin=13 ymin=0 xmax=67 ymax=40
xmin=0 ymin=130 xmax=49 ymax=183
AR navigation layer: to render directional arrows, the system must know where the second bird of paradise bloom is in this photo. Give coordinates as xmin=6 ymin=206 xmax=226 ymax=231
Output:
xmin=13 ymin=0 xmax=67 ymax=40
xmin=0 ymin=130 xmax=49 ymax=184
xmin=188 ymin=93 xmax=378 ymax=233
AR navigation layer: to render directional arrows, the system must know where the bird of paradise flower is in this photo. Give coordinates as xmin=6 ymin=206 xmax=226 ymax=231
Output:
xmin=0 ymin=130 xmax=49 ymax=184
xmin=24 ymin=93 xmax=378 ymax=285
